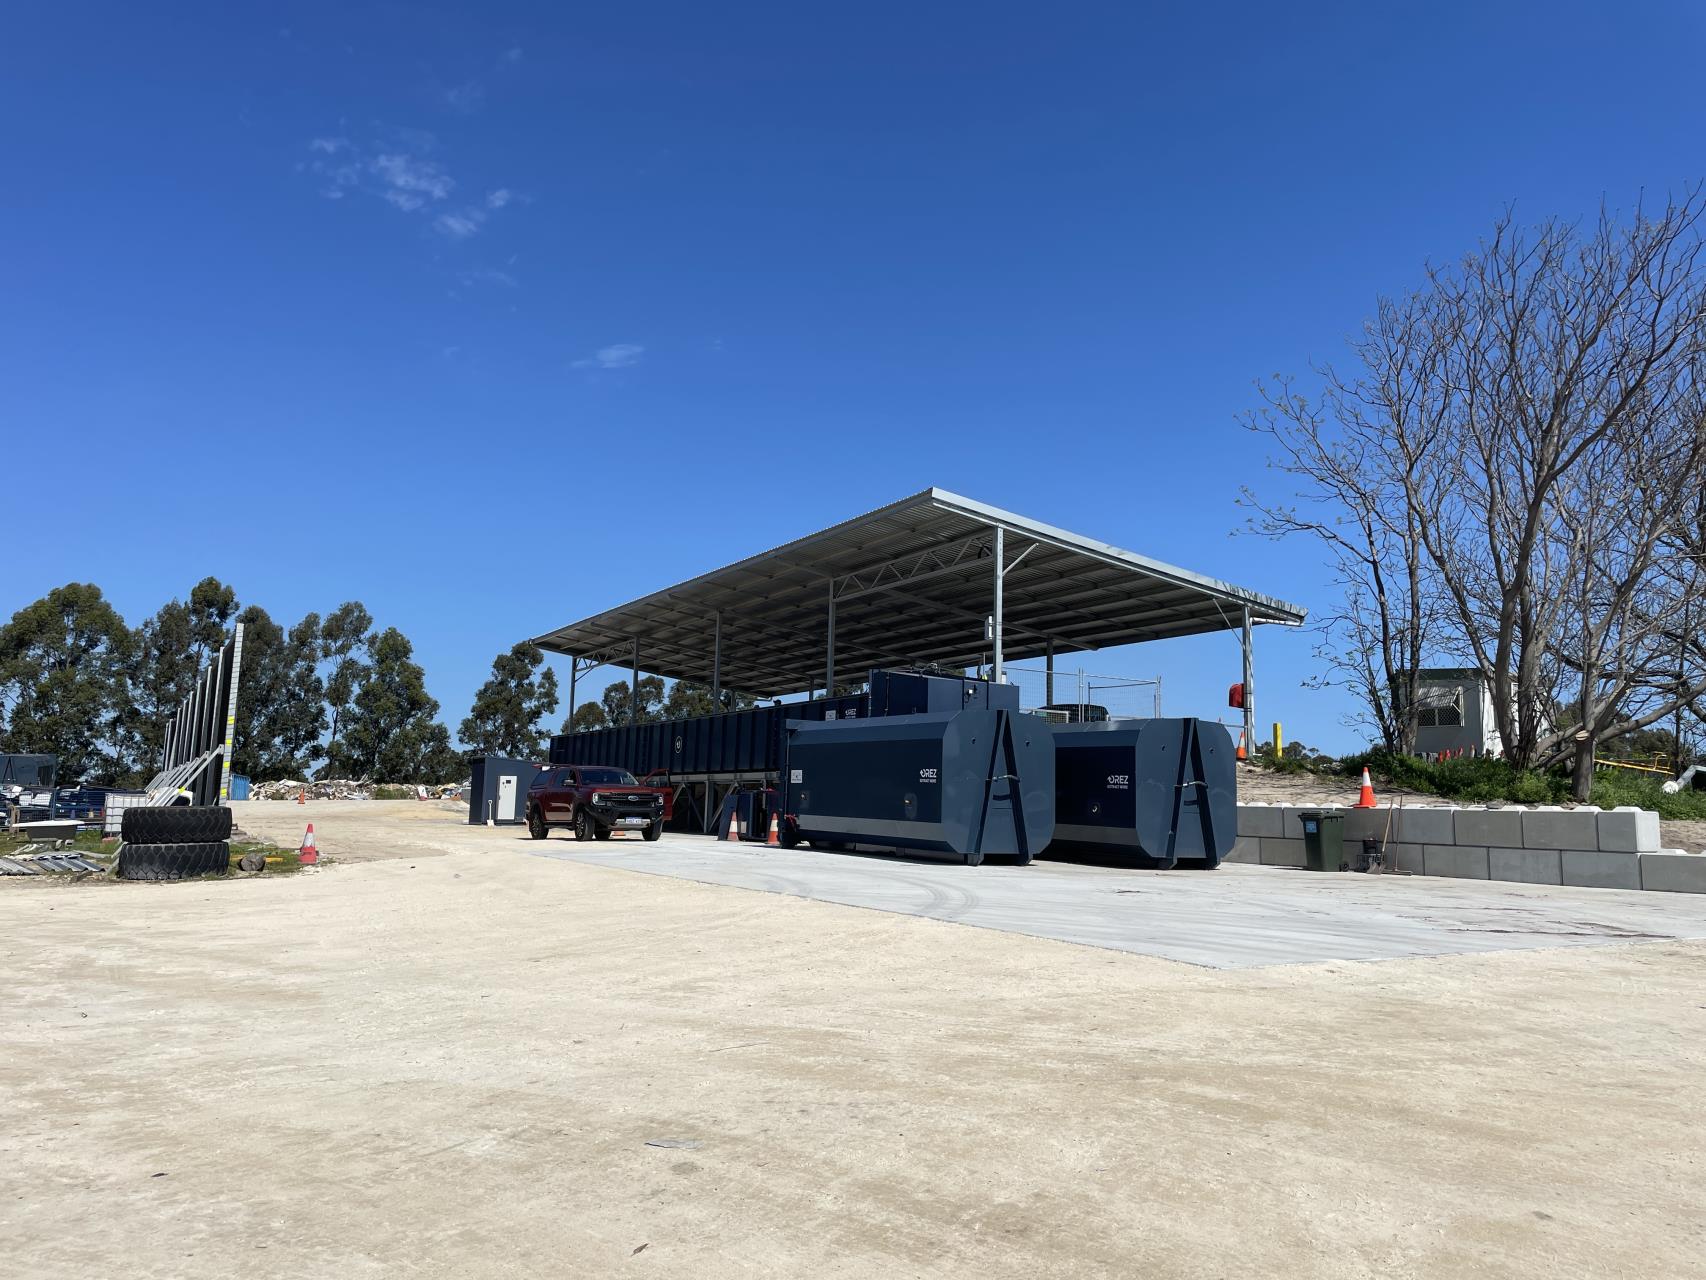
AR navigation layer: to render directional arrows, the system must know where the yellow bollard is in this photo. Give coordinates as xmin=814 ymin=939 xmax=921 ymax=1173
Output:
xmin=1272 ymin=721 xmax=1284 ymax=758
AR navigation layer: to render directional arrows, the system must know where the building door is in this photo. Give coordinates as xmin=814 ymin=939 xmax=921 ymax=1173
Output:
xmin=498 ymin=774 xmax=518 ymax=822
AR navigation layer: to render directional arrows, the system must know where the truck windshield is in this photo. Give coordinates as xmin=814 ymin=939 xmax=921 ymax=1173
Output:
xmin=581 ymin=768 xmax=638 ymax=785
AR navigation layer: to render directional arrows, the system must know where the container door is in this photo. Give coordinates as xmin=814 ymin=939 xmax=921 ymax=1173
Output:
xmin=498 ymin=774 xmax=518 ymax=822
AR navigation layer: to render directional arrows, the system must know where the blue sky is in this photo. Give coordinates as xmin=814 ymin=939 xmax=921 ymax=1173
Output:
xmin=5 ymin=1 xmax=1703 ymax=752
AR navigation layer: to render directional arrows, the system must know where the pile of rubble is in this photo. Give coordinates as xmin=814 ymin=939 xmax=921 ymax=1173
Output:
xmin=246 ymin=779 xmax=467 ymax=802
xmin=249 ymin=778 xmax=373 ymax=802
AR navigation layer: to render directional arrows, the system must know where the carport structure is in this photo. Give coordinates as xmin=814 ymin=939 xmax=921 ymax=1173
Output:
xmin=531 ymin=488 xmax=1305 ymax=747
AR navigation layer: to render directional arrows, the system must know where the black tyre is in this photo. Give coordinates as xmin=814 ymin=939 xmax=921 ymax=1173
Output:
xmin=643 ymin=821 xmax=662 ymax=843
xmin=527 ymin=808 xmax=547 ymax=840
xmin=122 ymin=805 xmax=233 ymax=844
xmin=594 ymin=826 xmax=612 ymax=841
xmin=118 ymin=841 xmax=230 ymax=882
xmin=574 ymin=810 xmax=594 ymax=842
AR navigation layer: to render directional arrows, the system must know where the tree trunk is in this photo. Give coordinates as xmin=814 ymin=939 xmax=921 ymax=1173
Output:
xmin=1571 ymin=737 xmax=1596 ymax=803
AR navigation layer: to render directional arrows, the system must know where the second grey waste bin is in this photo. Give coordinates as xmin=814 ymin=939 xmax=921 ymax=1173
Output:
xmin=1299 ymin=811 xmax=1345 ymax=872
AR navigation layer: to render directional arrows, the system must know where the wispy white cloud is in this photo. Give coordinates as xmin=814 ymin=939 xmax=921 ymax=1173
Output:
xmin=302 ymin=132 xmax=515 ymax=240
xmin=373 ymin=152 xmax=453 ymax=210
xmin=434 ymin=209 xmax=485 ymax=239
xmin=500 ymin=47 xmax=523 ymax=65
xmin=459 ymin=267 xmax=517 ymax=288
xmin=441 ymin=80 xmax=484 ymax=114
xmin=573 ymin=343 xmax=645 ymax=370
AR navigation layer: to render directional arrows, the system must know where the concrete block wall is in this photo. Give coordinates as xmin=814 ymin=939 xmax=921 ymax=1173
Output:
xmin=1233 ymin=802 xmax=1704 ymax=893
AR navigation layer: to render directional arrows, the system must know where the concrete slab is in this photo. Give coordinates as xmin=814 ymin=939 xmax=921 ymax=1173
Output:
xmin=1489 ymin=847 xmax=1563 ymax=885
xmin=1395 ymin=807 xmax=1455 ymax=845
xmin=1454 ymin=808 xmax=1524 ymax=847
xmin=1639 ymin=851 xmax=1706 ymax=894
xmin=1561 ymin=850 xmax=1642 ymax=891
xmin=1386 ymin=843 xmax=1425 ymax=875
xmin=1424 ymin=845 xmax=1490 ymax=879
xmin=1525 ymin=807 xmax=1603 ymax=851
xmin=1597 ymin=807 xmax=1661 ymax=853
xmin=1226 ymin=837 xmax=1260 ymax=864
xmin=535 ymin=833 xmax=1706 ymax=970
xmin=1259 ymin=837 xmax=1306 ymax=867
xmin=1236 ymin=805 xmax=1284 ymax=839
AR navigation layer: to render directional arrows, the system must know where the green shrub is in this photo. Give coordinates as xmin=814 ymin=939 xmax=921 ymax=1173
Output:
xmin=1590 ymin=769 xmax=1706 ymax=821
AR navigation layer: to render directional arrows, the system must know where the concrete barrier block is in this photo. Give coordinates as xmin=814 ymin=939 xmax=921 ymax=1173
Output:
xmin=1560 ymin=849 xmax=1641 ymax=890
xmin=1524 ymin=807 xmax=1603 ymax=851
xmin=1596 ymin=806 xmax=1660 ymax=853
xmin=1395 ymin=807 xmax=1456 ymax=845
xmin=1386 ymin=843 xmax=1425 ymax=874
xmin=1236 ymin=805 xmax=1284 ymax=839
xmin=1259 ymin=837 xmax=1306 ymax=867
xmin=1280 ymin=807 xmax=1316 ymax=839
xmin=1226 ymin=836 xmax=1261 ymax=864
xmin=1338 ymin=807 xmax=1395 ymax=842
xmin=1639 ymin=851 xmax=1706 ymax=893
xmin=1454 ymin=807 xmax=1524 ymax=847
xmin=1488 ymin=847 xmax=1562 ymax=885
xmin=1424 ymin=845 xmax=1490 ymax=879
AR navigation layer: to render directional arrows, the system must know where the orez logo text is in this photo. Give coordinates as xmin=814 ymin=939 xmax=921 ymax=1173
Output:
xmin=1107 ymin=774 xmax=1130 ymax=789
xmin=919 ymin=768 xmax=939 ymax=783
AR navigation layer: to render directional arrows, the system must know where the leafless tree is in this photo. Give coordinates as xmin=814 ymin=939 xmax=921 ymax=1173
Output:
xmin=1241 ymin=291 xmax=1455 ymax=753
xmin=1249 ymin=191 xmax=1706 ymax=796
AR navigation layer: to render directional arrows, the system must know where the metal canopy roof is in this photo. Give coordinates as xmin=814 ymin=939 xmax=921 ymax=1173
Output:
xmin=530 ymin=488 xmax=1306 ymax=697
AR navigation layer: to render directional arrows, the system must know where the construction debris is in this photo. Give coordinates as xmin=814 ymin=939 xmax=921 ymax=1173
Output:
xmin=245 ymin=779 xmax=466 ymax=802
xmin=0 ymin=852 xmax=108 ymax=875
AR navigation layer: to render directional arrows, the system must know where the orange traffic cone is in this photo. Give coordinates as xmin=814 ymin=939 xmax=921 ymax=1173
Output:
xmin=298 ymin=823 xmax=320 ymax=865
xmin=766 ymin=809 xmax=781 ymax=846
xmin=723 ymin=804 xmax=741 ymax=843
xmin=298 ymin=786 xmax=306 ymax=805
xmin=1354 ymin=767 xmax=1378 ymax=809
xmin=1236 ymin=729 xmax=1247 ymax=761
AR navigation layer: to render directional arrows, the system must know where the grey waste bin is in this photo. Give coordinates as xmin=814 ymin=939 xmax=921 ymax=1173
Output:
xmin=1298 ymin=811 xmax=1345 ymax=872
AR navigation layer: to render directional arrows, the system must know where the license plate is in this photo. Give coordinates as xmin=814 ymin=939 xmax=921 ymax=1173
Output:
xmin=617 ymin=817 xmax=648 ymax=827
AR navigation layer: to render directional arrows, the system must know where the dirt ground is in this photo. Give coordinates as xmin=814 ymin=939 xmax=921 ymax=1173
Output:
xmin=4 ymin=803 xmax=1704 ymax=1277
xmin=1234 ymin=763 xmax=1706 ymax=852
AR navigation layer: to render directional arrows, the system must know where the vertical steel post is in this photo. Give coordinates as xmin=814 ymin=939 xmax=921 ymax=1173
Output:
xmin=992 ymin=526 xmax=1005 ymax=684
xmin=1241 ymin=608 xmax=1256 ymax=758
xmin=1155 ymin=676 xmax=1162 ymax=719
xmin=631 ymin=637 xmax=640 ymax=725
xmin=711 ymin=611 xmax=723 ymax=709
xmin=825 ymin=582 xmax=836 ymax=697
xmin=1045 ymin=640 xmax=1054 ymax=705
xmin=567 ymin=656 xmax=578 ymax=725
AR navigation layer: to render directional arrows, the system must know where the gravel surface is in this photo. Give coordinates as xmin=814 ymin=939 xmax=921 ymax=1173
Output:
xmin=3 ymin=802 xmax=1703 ymax=1277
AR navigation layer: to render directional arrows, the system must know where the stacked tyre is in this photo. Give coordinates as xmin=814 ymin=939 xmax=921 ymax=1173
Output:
xmin=117 ymin=806 xmax=233 ymax=881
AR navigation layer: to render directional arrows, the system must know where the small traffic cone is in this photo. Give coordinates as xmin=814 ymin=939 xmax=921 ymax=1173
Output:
xmin=297 ymin=787 xmax=306 ymax=805
xmin=766 ymin=810 xmax=781 ymax=846
xmin=1354 ymin=767 xmax=1378 ymax=809
xmin=298 ymin=823 xmax=319 ymax=865
xmin=723 ymin=804 xmax=741 ymax=843
xmin=1236 ymin=729 xmax=1247 ymax=761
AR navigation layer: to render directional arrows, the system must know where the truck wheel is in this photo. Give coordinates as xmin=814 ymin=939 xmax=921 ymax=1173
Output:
xmin=643 ymin=821 xmax=662 ymax=842
xmin=528 ymin=809 xmax=546 ymax=840
xmin=594 ymin=826 xmax=612 ymax=841
xmin=122 ymin=806 xmax=233 ymax=844
xmin=574 ymin=811 xmax=594 ymax=842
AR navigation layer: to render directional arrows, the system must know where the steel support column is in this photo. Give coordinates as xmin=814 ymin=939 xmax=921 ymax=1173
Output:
xmin=825 ymin=582 xmax=836 ymax=697
xmin=711 ymin=611 xmax=723 ymax=710
xmin=992 ymin=526 xmax=1005 ymax=683
xmin=1045 ymin=640 xmax=1054 ymax=704
xmin=1241 ymin=607 xmax=1255 ymax=757
xmin=568 ymin=655 xmax=578 ymax=724
xmin=632 ymin=637 xmax=640 ymax=726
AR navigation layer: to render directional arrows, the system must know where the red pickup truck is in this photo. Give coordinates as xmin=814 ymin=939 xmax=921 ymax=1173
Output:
xmin=526 ymin=766 xmax=667 ymax=842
